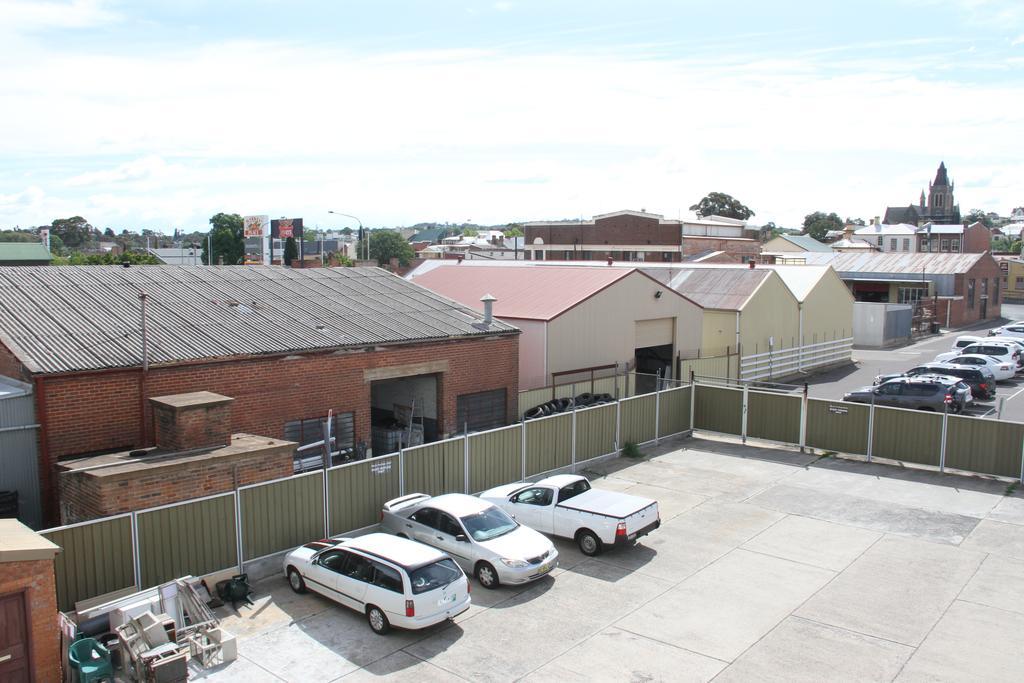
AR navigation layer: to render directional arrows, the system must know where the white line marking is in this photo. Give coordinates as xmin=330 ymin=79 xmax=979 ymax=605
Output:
xmin=1006 ymin=386 xmax=1024 ymax=402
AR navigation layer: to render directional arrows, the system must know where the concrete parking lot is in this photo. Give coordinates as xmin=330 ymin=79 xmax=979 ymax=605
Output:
xmin=190 ymin=435 xmax=1024 ymax=682
xmin=805 ymin=303 xmax=1024 ymax=421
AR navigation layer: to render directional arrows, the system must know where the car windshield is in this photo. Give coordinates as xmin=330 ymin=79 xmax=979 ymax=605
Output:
xmin=460 ymin=506 xmax=518 ymax=542
xmin=408 ymin=558 xmax=462 ymax=595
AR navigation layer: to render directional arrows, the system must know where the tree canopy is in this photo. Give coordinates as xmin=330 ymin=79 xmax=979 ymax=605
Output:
xmin=689 ymin=192 xmax=755 ymax=220
xmin=283 ymin=236 xmax=298 ymax=266
xmin=50 ymin=216 xmax=94 ymax=249
xmin=803 ymin=211 xmax=844 ymax=241
xmin=963 ymin=209 xmax=994 ymax=228
xmin=362 ymin=230 xmax=415 ymax=267
xmin=52 ymin=250 xmax=159 ymax=266
xmin=202 ymin=212 xmax=244 ymax=265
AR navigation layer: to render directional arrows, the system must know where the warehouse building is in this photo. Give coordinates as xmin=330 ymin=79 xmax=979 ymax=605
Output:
xmin=408 ymin=264 xmax=702 ymax=391
xmin=0 ymin=265 xmax=519 ymax=525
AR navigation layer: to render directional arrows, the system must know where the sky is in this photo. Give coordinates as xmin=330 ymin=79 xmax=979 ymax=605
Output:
xmin=1 ymin=0 xmax=1023 ymax=233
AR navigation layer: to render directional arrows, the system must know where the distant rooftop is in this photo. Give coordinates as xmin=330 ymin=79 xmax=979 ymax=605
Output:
xmin=0 ymin=242 xmax=52 ymax=263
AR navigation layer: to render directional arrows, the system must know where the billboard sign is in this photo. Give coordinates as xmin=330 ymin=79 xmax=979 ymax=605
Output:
xmin=271 ymin=218 xmax=303 ymax=240
xmin=243 ymin=215 xmax=269 ymax=238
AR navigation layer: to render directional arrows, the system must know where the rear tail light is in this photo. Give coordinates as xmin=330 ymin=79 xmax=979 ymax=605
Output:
xmin=979 ymin=383 xmax=988 ymax=391
xmin=405 ymin=600 xmax=415 ymax=617
xmin=616 ymin=522 xmax=627 ymax=538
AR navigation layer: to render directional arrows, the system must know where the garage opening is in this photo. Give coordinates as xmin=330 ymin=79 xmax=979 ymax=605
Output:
xmin=634 ymin=344 xmax=673 ymax=393
xmin=456 ymin=389 xmax=507 ymax=434
xmin=370 ymin=374 xmax=439 ymax=456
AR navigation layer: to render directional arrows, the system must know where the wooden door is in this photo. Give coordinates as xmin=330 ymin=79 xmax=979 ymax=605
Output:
xmin=0 ymin=592 xmax=30 ymax=683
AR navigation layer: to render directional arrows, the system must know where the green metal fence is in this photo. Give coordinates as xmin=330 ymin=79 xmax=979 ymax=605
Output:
xmin=575 ymin=403 xmax=618 ymax=461
xmin=329 ymin=455 xmax=401 ymax=534
xmin=469 ymin=425 xmax=523 ymax=493
xmin=620 ymin=394 xmax=657 ymax=445
xmin=805 ymin=398 xmax=870 ymax=455
xmin=870 ymin=406 xmax=942 ymax=467
xmin=240 ymin=471 xmax=325 ymax=562
xmin=525 ymin=413 xmax=573 ymax=476
xmin=402 ymin=438 xmax=465 ymax=496
xmin=658 ymin=386 xmax=692 ymax=438
xmin=945 ymin=415 xmax=1024 ymax=479
xmin=136 ymin=493 xmax=238 ymax=588
xmin=694 ymin=385 xmax=743 ymax=436
xmin=746 ymin=391 xmax=802 ymax=444
xmin=43 ymin=515 xmax=135 ymax=612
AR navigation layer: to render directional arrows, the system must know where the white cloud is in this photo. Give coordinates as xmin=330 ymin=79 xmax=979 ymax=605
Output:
xmin=0 ymin=0 xmax=119 ymax=32
xmin=1 ymin=34 xmax=1023 ymax=229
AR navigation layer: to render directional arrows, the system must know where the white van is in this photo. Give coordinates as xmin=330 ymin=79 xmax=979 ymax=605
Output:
xmin=283 ymin=532 xmax=470 ymax=634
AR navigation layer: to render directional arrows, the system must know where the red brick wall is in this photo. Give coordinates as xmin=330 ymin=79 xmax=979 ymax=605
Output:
xmin=152 ymin=399 xmax=232 ymax=451
xmin=525 ymin=214 xmax=680 ymax=248
xmin=58 ymin=440 xmax=294 ymax=522
xmin=962 ymin=223 xmax=993 ymax=253
xmin=0 ymin=560 xmax=60 ymax=683
xmin=33 ymin=334 xmax=518 ymax=523
xmin=0 ymin=342 xmax=29 ymax=382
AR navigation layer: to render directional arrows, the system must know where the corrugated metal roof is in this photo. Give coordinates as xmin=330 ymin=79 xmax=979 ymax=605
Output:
xmin=0 ymin=265 xmax=517 ymax=375
xmin=778 ymin=234 xmax=833 ymax=252
xmin=0 ymin=242 xmax=52 ymax=262
xmin=653 ymin=267 xmax=771 ymax=311
xmin=409 ymin=265 xmax=633 ymax=321
xmin=829 ymin=251 xmax=986 ymax=275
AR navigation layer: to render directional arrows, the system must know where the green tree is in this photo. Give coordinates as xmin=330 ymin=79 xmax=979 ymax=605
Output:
xmin=964 ymin=209 xmax=994 ymax=228
xmin=504 ymin=224 xmax=524 ymax=237
xmin=362 ymin=230 xmax=415 ymax=267
xmin=201 ymin=212 xmax=244 ymax=265
xmin=103 ymin=227 xmax=115 ymax=238
xmin=803 ymin=211 xmax=845 ymax=241
xmin=50 ymin=216 xmax=93 ymax=248
xmin=462 ymin=228 xmax=478 ymax=237
xmin=340 ymin=226 xmax=353 ymax=236
xmin=283 ymin=236 xmax=298 ymax=266
xmin=0 ymin=230 xmax=38 ymax=243
xmin=52 ymin=250 xmax=159 ymax=266
xmin=689 ymin=192 xmax=755 ymax=220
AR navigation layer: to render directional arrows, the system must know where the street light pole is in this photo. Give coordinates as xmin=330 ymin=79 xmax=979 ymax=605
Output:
xmin=328 ymin=210 xmax=367 ymax=262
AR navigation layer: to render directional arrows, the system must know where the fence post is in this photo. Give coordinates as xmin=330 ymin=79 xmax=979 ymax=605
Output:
xmin=571 ymin=383 xmax=578 ymax=473
xmin=654 ymin=376 xmax=661 ymax=445
xmin=939 ymin=403 xmax=949 ymax=474
xmin=689 ymin=371 xmax=697 ymax=431
xmin=1020 ymin=436 xmax=1024 ymax=484
xmin=130 ymin=511 xmax=142 ymax=591
xmin=323 ymin=467 xmax=331 ymax=537
xmin=866 ymin=393 xmax=875 ymax=463
xmin=464 ymin=430 xmax=470 ymax=494
xmin=741 ymin=383 xmax=749 ymax=444
xmin=399 ymin=448 xmax=405 ymax=496
xmin=615 ymin=398 xmax=622 ymax=453
xmin=799 ymin=383 xmax=808 ymax=453
xmin=234 ymin=491 xmax=244 ymax=573
xmin=521 ymin=419 xmax=527 ymax=480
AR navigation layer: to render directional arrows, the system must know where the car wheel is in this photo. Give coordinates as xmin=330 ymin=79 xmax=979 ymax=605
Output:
xmin=287 ymin=567 xmax=306 ymax=594
xmin=475 ymin=561 xmax=499 ymax=589
xmin=366 ymin=605 xmax=391 ymax=635
xmin=577 ymin=529 xmax=603 ymax=556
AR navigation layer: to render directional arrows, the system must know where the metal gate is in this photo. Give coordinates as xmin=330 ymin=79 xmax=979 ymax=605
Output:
xmin=0 ymin=377 xmax=41 ymax=529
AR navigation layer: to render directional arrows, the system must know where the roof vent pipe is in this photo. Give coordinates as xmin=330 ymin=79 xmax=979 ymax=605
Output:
xmin=481 ymin=294 xmax=497 ymax=325
xmin=749 ymin=260 xmax=755 ymax=269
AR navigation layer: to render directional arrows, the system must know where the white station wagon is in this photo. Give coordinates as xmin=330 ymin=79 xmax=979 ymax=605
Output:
xmin=381 ymin=493 xmax=558 ymax=589
xmin=283 ymin=532 xmax=470 ymax=634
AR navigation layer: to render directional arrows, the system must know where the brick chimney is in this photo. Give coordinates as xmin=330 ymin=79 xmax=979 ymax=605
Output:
xmin=149 ymin=391 xmax=234 ymax=451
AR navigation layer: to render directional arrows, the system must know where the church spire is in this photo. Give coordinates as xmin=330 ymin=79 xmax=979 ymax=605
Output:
xmin=933 ymin=161 xmax=950 ymax=187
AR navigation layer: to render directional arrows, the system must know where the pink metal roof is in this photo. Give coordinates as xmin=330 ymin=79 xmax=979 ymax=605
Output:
xmin=409 ymin=265 xmax=635 ymax=321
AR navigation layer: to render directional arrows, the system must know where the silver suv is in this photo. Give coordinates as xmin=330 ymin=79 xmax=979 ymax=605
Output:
xmin=843 ymin=375 xmax=970 ymax=412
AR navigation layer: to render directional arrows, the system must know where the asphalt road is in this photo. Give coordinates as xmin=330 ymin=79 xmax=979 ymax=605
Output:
xmin=804 ymin=303 xmax=1024 ymax=421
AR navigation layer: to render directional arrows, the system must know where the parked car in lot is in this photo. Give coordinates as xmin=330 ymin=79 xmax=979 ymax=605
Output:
xmin=988 ymin=324 xmax=1024 ymax=339
xmin=843 ymin=375 xmax=970 ymax=412
xmin=949 ymin=335 xmax=986 ymax=352
xmin=940 ymin=355 xmax=1014 ymax=382
xmin=479 ymin=474 xmax=661 ymax=556
xmin=935 ymin=342 xmax=1022 ymax=370
xmin=381 ymin=493 xmax=558 ymax=589
xmin=283 ymin=533 xmax=470 ymax=635
xmin=874 ymin=363 xmax=997 ymax=399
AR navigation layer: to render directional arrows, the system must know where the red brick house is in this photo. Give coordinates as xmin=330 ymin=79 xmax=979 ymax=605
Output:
xmin=0 ymin=265 xmax=519 ymax=525
xmin=523 ymin=210 xmax=760 ymax=263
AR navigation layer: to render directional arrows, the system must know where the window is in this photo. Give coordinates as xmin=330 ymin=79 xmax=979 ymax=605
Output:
xmin=456 ymin=389 xmax=507 ymax=432
xmin=904 ymin=384 xmax=938 ymax=397
xmin=317 ymin=549 xmax=347 ymax=572
xmin=981 ymin=279 xmax=988 ymax=298
xmin=437 ymin=512 xmax=463 ymax=537
xmin=878 ymin=383 xmax=903 ymax=395
xmin=951 ymin=239 xmax=960 ymax=252
xmin=941 ymin=239 xmax=950 ymax=251
xmin=558 ymin=479 xmax=592 ymax=503
xmin=408 ymin=559 xmax=462 ymax=595
xmin=661 ymin=251 xmax=673 ymax=261
xmin=285 ymin=412 xmax=355 ymax=465
xmin=935 ymin=194 xmax=944 ymax=208
xmin=410 ymin=507 xmax=440 ymax=529
xmin=370 ymin=562 xmax=403 ymax=594
xmin=513 ymin=487 xmax=554 ymax=506
xmin=920 ymin=239 xmax=928 ymax=251
xmin=877 ymin=236 xmax=883 ymax=246
xmin=898 ymin=287 xmax=925 ymax=304
xmin=968 ymin=279 xmax=976 ymax=308
xmin=903 ymin=238 xmax=910 ymax=251
xmin=340 ymin=553 xmax=373 ymax=581
xmin=889 ymin=238 xmax=897 ymax=251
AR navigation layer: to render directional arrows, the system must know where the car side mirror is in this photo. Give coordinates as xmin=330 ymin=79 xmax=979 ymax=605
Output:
xmin=455 ymin=534 xmax=468 ymax=543
xmin=872 ymin=388 xmax=881 ymax=395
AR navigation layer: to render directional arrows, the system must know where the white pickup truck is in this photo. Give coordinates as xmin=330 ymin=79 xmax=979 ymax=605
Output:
xmin=479 ymin=474 xmax=660 ymax=556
